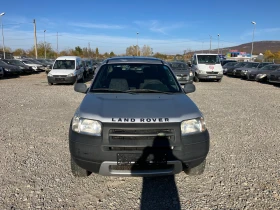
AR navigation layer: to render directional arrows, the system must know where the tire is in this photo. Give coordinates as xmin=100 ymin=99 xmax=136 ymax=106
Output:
xmin=217 ymin=78 xmax=222 ymax=83
xmin=184 ymin=159 xmax=206 ymax=176
xmin=71 ymin=157 xmax=91 ymax=177
xmin=48 ymin=82 xmax=53 ymax=86
xmin=193 ymin=75 xmax=200 ymax=82
xmin=79 ymin=74 xmax=85 ymax=83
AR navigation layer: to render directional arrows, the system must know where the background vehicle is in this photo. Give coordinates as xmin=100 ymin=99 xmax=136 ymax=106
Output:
xmin=0 ymin=60 xmax=22 ymax=76
xmin=69 ymin=56 xmax=209 ymax=177
xmin=167 ymin=61 xmax=193 ymax=85
xmin=17 ymin=59 xmax=43 ymax=72
xmin=191 ymin=53 xmax=223 ymax=82
xmin=234 ymin=62 xmax=259 ymax=77
xmin=47 ymin=56 xmax=85 ymax=85
xmin=240 ymin=62 xmax=274 ymax=79
xmin=222 ymin=62 xmax=237 ymax=75
xmin=3 ymin=59 xmax=34 ymax=74
xmin=221 ymin=60 xmax=237 ymax=66
xmin=247 ymin=64 xmax=280 ymax=81
xmin=226 ymin=62 xmax=247 ymax=76
xmin=268 ymin=69 xmax=280 ymax=84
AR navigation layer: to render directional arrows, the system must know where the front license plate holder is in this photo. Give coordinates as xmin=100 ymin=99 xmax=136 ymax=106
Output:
xmin=208 ymin=76 xmax=216 ymax=78
xmin=117 ymin=153 xmax=167 ymax=165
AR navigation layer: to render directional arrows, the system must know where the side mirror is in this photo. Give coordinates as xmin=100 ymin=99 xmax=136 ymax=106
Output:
xmin=183 ymin=83 xmax=196 ymax=94
xmin=74 ymin=83 xmax=88 ymax=93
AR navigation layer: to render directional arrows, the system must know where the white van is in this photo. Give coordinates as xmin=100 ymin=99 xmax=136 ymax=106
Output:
xmin=47 ymin=56 xmax=85 ymax=85
xmin=191 ymin=53 xmax=223 ymax=82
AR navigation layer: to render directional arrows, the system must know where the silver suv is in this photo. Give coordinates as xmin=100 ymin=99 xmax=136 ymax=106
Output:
xmin=69 ymin=57 xmax=210 ymax=177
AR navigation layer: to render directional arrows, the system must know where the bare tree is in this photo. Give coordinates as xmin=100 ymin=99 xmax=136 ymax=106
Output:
xmin=141 ymin=45 xmax=152 ymax=56
xmin=126 ymin=45 xmax=140 ymax=56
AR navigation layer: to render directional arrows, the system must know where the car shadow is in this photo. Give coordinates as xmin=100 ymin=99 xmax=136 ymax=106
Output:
xmin=131 ymin=137 xmax=182 ymax=210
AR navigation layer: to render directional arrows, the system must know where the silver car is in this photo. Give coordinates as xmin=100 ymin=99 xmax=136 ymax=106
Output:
xmin=69 ymin=56 xmax=210 ymax=177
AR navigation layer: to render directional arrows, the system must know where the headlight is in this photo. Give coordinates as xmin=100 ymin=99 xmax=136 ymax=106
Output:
xmin=181 ymin=117 xmax=206 ymax=135
xmin=176 ymin=76 xmax=180 ymax=79
xmin=189 ymin=71 xmax=193 ymax=76
xmin=48 ymin=73 xmax=53 ymax=77
xmin=67 ymin=73 xmax=74 ymax=77
xmin=72 ymin=116 xmax=102 ymax=136
xmin=32 ymin=66 xmax=37 ymax=69
xmin=198 ymin=70 xmax=203 ymax=74
xmin=223 ymin=68 xmax=227 ymax=71
xmin=5 ymin=68 xmax=11 ymax=71
xmin=258 ymin=74 xmax=266 ymax=78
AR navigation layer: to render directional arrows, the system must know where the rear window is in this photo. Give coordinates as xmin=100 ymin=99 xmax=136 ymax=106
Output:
xmin=90 ymin=64 xmax=181 ymax=93
xmin=197 ymin=55 xmax=220 ymax=64
xmin=53 ymin=60 xmax=75 ymax=70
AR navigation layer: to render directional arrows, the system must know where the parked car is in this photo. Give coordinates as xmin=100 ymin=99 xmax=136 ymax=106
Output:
xmin=234 ymin=62 xmax=260 ymax=77
xmin=221 ymin=60 xmax=237 ymax=66
xmin=167 ymin=61 xmax=193 ymax=85
xmin=70 ymin=56 xmax=209 ymax=177
xmin=240 ymin=62 xmax=274 ymax=79
xmin=47 ymin=56 xmax=85 ymax=85
xmin=268 ymin=69 xmax=280 ymax=84
xmin=17 ymin=59 xmax=44 ymax=72
xmin=83 ymin=59 xmax=94 ymax=75
xmin=226 ymin=62 xmax=247 ymax=76
xmin=0 ymin=67 xmax=3 ymax=78
xmin=247 ymin=64 xmax=280 ymax=81
xmin=0 ymin=60 xmax=22 ymax=76
xmin=222 ymin=62 xmax=238 ymax=75
xmin=37 ymin=59 xmax=53 ymax=69
xmin=2 ymin=59 xmax=34 ymax=74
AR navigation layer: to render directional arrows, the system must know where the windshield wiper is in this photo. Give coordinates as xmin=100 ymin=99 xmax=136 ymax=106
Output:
xmin=90 ymin=88 xmax=136 ymax=94
xmin=125 ymin=89 xmax=175 ymax=94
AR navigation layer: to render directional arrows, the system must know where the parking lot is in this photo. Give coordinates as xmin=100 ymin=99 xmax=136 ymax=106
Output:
xmin=1 ymin=73 xmax=280 ymax=209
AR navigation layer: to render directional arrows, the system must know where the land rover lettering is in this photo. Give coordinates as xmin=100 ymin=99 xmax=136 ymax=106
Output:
xmin=111 ymin=118 xmax=169 ymax=123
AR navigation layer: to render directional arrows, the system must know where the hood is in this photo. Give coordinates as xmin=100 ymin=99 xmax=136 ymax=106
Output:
xmin=50 ymin=69 xmax=75 ymax=75
xmin=77 ymin=93 xmax=202 ymax=123
xmin=236 ymin=67 xmax=255 ymax=71
xmin=0 ymin=63 xmax=19 ymax=69
xmin=23 ymin=63 xmax=42 ymax=67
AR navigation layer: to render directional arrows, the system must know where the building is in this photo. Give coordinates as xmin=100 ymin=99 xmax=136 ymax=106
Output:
xmin=224 ymin=49 xmax=256 ymax=61
xmin=0 ymin=51 xmax=14 ymax=59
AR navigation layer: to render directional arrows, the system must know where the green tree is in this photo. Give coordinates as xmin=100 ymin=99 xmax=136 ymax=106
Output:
xmin=13 ymin=48 xmax=26 ymax=56
xmin=27 ymin=42 xmax=56 ymax=58
xmin=109 ymin=51 xmax=115 ymax=57
xmin=95 ymin=47 xmax=99 ymax=58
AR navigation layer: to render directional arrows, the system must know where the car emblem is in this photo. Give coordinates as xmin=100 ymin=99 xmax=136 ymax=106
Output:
xmin=209 ymin=66 xmax=214 ymax=70
xmin=157 ymin=132 xmax=166 ymax=137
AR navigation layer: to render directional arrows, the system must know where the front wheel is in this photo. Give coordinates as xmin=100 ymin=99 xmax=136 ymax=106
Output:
xmin=71 ymin=157 xmax=91 ymax=177
xmin=217 ymin=78 xmax=222 ymax=83
xmin=48 ymin=82 xmax=53 ymax=86
xmin=193 ymin=75 xmax=200 ymax=82
xmin=184 ymin=159 xmax=206 ymax=176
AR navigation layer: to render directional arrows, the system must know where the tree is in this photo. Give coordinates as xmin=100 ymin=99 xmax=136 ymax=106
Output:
xmin=13 ymin=48 xmax=26 ymax=56
xmin=103 ymin=52 xmax=109 ymax=58
xmin=109 ymin=51 xmax=115 ymax=57
xmin=274 ymin=51 xmax=280 ymax=60
xmin=141 ymin=45 xmax=152 ymax=56
xmin=126 ymin=45 xmax=140 ymax=56
xmin=153 ymin=52 xmax=167 ymax=60
xmin=95 ymin=48 xmax=99 ymax=58
xmin=263 ymin=50 xmax=274 ymax=60
xmin=26 ymin=42 xmax=56 ymax=58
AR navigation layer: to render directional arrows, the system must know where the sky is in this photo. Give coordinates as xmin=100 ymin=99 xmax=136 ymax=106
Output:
xmin=1 ymin=0 xmax=280 ymax=54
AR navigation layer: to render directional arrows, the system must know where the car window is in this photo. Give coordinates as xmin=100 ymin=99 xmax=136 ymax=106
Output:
xmin=260 ymin=65 xmax=280 ymax=71
xmin=169 ymin=62 xmax=188 ymax=70
xmin=90 ymin=64 xmax=181 ymax=93
xmin=197 ymin=55 xmax=220 ymax=64
xmin=53 ymin=60 xmax=75 ymax=70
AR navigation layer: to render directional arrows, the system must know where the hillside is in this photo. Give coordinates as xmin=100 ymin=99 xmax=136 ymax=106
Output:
xmin=194 ymin=41 xmax=280 ymax=55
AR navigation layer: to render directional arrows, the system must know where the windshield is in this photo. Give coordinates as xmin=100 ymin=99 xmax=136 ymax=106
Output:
xmin=234 ymin=62 xmax=246 ymax=67
xmin=0 ymin=60 xmax=7 ymax=65
xmin=22 ymin=60 xmax=34 ymax=64
xmin=260 ymin=65 xmax=280 ymax=71
xmin=244 ymin=63 xmax=259 ymax=68
xmin=223 ymin=62 xmax=237 ymax=67
xmin=53 ymin=60 xmax=75 ymax=70
xmin=197 ymin=55 xmax=220 ymax=64
xmin=169 ymin=62 xmax=188 ymax=70
xmin=90 ymin=64 xmax=181 ymax=93
xmin=6 ymin=60 xmax=24 ymax=65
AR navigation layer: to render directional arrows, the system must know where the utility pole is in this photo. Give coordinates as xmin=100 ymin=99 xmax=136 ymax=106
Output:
xmin=33 ymin=19 xmax=38 ymax=59
xmin=56 ymin=32 xmax=58 ymax=57
xmin=209 ymin=35 xmax=212 ymax=53
xmin=217 ymin=34 xmax=220 ymax=54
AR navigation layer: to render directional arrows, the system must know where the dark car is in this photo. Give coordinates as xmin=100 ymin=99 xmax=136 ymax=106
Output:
xmin=69 ymin=56 xmax=209 ymax=177
xmin=247 ymin=64 xmax=280 ymax=81
xmin=268 ymin=69 xmax=280 ymax=85
xmin=226 ymin=62 xmax=247 ymax=76
xmin=0 ymin=60 xmax=22 ymax=76
xmin=167 ymin=61 xmax=193 ymax=85
xmin=221 ymin=60 xmax=237 ymax=66
xmin=222 ymin=62 xmax=238 ymax=75
xmin=240 ymin=62 xmax=274 ymax=79
xmin=234 ymin=62 xmax=260 ymax=77
xmin=3 ymin=59 xmax=34 ymax=74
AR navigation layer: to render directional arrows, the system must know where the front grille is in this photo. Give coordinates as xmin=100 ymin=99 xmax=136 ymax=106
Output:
xmin=110 ymin=165 xmax=173 ymax=171
xmin=53 ymin=75 xmax=67 ymax=78
xmin=109 ymin=129 xmax=175 ymax=141
xmin=206 ymin=72 xmax=218 ymax=74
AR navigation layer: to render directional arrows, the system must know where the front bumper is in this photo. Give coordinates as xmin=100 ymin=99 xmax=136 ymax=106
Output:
xmin=69 ymin=122 xmax=210 ymax=177
xmin=4 ymin=70 xmax=21 ymax=75
xmin=176 ymin=75 xmax=193 ymax=84
xmin=197 ymin=73 xmax=223 ymax=80
xmin=247 ymin=74 xmax=257 ymax=81
xmin=48 ymin=75 xmax=77 ymax=84
xmin=269 ymin=75 xmax=280 ymax=84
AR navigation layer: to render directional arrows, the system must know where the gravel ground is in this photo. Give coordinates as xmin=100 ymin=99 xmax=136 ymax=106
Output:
xmin=0 ymin=73 xmax=280 ymax=209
